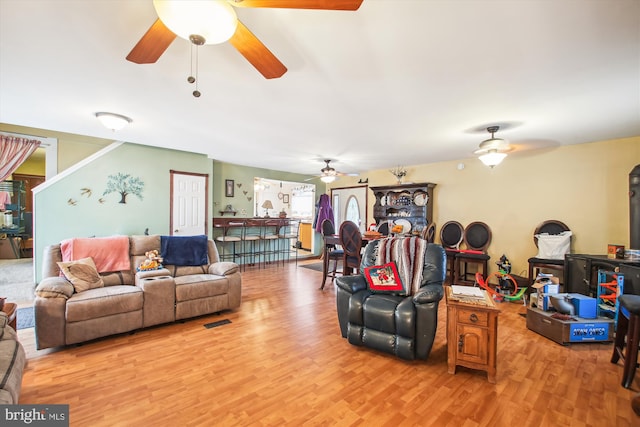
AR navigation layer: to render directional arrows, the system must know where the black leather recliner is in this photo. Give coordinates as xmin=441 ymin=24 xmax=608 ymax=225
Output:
xmin=335 ymin=240 xmax=446 ymax=361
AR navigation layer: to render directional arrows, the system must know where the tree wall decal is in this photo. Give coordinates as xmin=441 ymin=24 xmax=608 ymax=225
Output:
xmin=103 ymin=172 xmax=144 ymax=204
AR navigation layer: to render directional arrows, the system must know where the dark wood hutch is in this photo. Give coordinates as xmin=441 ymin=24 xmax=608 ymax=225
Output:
xmin=370 ymin=182 xmax=436 ymax=233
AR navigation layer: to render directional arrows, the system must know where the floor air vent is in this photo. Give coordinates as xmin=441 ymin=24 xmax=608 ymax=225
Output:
xmin=204 ymin=319 xmax=232 ymax=329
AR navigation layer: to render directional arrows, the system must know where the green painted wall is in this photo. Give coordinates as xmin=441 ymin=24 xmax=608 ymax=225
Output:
xmin=212 ymin=160 xmax=326 ymax=217
xmin=34 ymin=143 xmax=213 ymax=282
xmin=212 ymin=160 xmax=327 ymax=256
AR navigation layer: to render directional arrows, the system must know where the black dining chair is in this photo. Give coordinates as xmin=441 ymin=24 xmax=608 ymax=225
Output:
xmin=421 ymin=222 xmax=436 ymax=243
xmin=339 ymin=221 xmax=362 ymax=276
xmin=321 ymin=219 xmax=343 ymax=290
xmin=439 ymin=221 xmax=464 ymax=283
xmin=455 ymin=221 xmax=492 ymax=286
xmin=377 ymin=220 xmax=390 ymax=236
xmin=527 ymin=220 xmax=571 ymax=284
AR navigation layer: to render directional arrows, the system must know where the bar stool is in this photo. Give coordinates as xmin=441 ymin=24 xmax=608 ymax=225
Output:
xmin=277 ymin=219 xmax=300 ymax=266
xmin=240 ymin=219 xmax=262 ymax=270
xmin=611 ymin=294 xmax=640 ymax=388
xmin=321 ymin=219 xmax=343 ymax=289
xmin=439 ymin=221 xmax=464 ymax=284
xmin=261 ymin=219 xmax=280 ymax=267
xmin=214 ymin=222 xmax=243 ymax=263
xmin=455 ymin=221 xmax=491 ymax=286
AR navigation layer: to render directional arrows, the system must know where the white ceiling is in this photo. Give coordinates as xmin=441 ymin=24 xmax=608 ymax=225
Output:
xmin=1 ymin=0 xmax=639 ymax=176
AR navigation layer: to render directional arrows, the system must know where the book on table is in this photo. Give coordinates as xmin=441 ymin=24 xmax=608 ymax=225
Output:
xmin=450 ymin=285 xmax=485 ymax=298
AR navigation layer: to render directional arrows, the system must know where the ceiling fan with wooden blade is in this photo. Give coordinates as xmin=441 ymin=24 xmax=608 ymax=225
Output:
xmin=126 ymin=0 xmax=364 ymax=79
xmin=305 ymin=159 xmax=358 ymax=183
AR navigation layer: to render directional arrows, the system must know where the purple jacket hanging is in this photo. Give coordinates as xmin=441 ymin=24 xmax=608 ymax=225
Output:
xmin=314 ymin=194 xmax=334 ymax=233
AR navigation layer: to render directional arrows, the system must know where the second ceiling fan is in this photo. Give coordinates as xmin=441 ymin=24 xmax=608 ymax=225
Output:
xmin=307 ymin=159 xmax=358 ymax=183
xmin=127 ymin=0 xmax=364 ymax=79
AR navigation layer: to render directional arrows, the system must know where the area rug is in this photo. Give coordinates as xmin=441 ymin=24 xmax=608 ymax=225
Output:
xmin=301 ymin=261 xmax=344 ymax=273
xmin=301 ymin=262 xmax=328 ymax=272
xmin=16 ymin=306 xmax=35 ymax=330
xmin=0 ymin=258 xmax=36 ymax=305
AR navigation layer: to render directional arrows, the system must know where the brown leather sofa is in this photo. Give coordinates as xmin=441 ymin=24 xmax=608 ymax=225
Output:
xmin=34 ymin=235 xmax=241 ymax=350
xmin=0 ymin=311 xmax=26 ymax=403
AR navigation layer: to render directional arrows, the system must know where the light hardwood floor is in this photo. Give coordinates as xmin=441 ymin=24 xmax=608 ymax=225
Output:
xmin=17 ymin=261 xmax=638 ymax=426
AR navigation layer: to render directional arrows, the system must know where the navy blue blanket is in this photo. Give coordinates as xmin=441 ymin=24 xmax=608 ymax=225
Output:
xmin=161 ymin=235 xmax=208 ymax=266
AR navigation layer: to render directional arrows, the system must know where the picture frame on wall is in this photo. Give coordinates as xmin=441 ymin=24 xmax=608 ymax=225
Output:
xmin=225 ymin=179 xmax=234 ymax=197
xmin=283 ymin=194 xmax=290 ymax=204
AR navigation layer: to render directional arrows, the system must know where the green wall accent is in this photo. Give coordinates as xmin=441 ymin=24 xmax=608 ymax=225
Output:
xmin=34 ymin=143 xmax=213 ymax=282
xmin=212 ymin=160 xmax=326 ymax=257
xmin=32 ymin=144 xmax=326 ymax=282
xmin=212 ymin=160 xmax=325 ymax=217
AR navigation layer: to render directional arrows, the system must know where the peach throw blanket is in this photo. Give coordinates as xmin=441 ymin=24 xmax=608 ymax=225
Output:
xmin=60 ymin=236 xmax=131 ymax=273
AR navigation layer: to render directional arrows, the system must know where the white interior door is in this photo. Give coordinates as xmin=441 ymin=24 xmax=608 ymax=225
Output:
xmin=330 ymin=185 xmax=368 ymax=233
xmin=171 ymin=171 xmax=208 ymax=236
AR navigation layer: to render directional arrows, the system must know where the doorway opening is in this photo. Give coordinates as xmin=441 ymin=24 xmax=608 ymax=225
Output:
xmin=253 ymin=178 xmax=316 ymax=258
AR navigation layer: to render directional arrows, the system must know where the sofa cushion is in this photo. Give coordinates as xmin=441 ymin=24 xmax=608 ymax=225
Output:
xmin=0 ymin=338 xmax=26 ymax=404
xmin=65 ymin=285 xmax=143 ymax=322
xmin=129 ymin=235 xmax=161 ymax=257
xmin=210 ymin=262 xmax=239 ymax=276
xmin=175 ymin=274 xmax=228 ymax=301
xmin=0 ymin=314 xmax=7 ymax=340
xmin=362 ymin=294 xmax=405 ymax=335
xmin=100 ymin=270 xmax=135 ymax=286
xmin=35 ymin=277 xmax=75 ymax=299
xmin=57 ymin=257 xmax=105 ymax=293
xmin=0 ymin=325 xmax=17 ymax=342
xmin=167 ymin=265 xmax=207 ymax=278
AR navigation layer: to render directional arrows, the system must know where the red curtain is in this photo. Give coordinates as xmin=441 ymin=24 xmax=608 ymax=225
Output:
xmin=0 ymin=135 xmax=41 ymax=182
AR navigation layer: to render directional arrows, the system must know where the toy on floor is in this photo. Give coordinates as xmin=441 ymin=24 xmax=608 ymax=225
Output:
xmin=474 ymin=255 xmax=527 ymax=303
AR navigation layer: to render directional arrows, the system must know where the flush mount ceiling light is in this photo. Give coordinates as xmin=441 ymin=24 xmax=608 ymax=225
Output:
xmin=95 ymin=112 xmax=132 ymax=131
xmin=474 ymin=126 xmax=511 ymax=168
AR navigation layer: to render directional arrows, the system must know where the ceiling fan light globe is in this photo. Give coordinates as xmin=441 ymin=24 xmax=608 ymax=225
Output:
xmin=153 ymin=0 xmax=238 ymax=45
xmin=320 ymin=175 xmax=336 ymax=183
xmin=478 ymin=150 xmax=507 ymax=167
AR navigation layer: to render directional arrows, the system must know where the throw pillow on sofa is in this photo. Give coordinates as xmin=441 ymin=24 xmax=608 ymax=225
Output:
xmin=364 ymin=262 xmax=405 ymax=294
xmin=57 ymin=257 xmax=105 ymax=293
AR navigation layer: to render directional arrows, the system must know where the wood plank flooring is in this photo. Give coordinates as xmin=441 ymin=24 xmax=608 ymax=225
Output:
xmin=17 ymin=260 xmax=639 ymax=426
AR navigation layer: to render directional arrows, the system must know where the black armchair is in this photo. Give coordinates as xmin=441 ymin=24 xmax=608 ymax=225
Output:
xmin=335 ymin=239 xmax=446 ymax=361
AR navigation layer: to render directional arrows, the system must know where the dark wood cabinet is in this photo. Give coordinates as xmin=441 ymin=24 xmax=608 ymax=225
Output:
xmin=565 ymin=254 xmax=640 ymax=297
xmin=370 ymin=182 xmax=436 ymax=234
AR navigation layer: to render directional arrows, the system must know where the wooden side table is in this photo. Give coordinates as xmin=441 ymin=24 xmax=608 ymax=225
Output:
xmin=1 ymin=302 xmax=17 ymax=331
xmin=446 ymin=286 xmax=500 ymax=383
